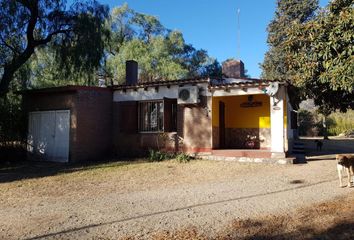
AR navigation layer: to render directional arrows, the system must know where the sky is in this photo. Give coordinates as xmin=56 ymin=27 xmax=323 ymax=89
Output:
xmin=102 ymin=0 xmax=330 ymax=78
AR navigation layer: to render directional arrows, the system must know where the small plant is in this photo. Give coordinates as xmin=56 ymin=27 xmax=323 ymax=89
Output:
xmin=175 ymin=152 xmax=193 ymax=163
xmin=148 ymin=149 xmax=174 ymax=162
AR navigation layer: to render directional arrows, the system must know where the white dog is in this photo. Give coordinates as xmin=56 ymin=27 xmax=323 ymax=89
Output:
xmin=336 ymin=154 xmax=354 ymax=188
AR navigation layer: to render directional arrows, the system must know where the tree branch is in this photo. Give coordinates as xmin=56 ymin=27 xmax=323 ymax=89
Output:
xmin=1 ymin=1 xmax=73 ymax=96
xmin=34 ymin=28 xmax=72 ymax=46
xmin=0 ymin=36 xmax=20 ymax=55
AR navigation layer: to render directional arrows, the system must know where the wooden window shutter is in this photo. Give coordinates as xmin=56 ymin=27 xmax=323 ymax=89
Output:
xmin=164 ymin=98 xmax=177 ymax=132
xmin=291 ymin=111 xmax=298 ymax=129
xmin=119 ymin=101 xmax=138 ymax=133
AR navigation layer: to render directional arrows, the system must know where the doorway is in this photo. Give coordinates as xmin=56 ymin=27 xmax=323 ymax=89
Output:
xmin=219 ymin=101 xmax=225 ymax=148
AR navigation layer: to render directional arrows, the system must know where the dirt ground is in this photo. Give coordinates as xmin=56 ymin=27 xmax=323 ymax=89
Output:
xmin=152 ymin=194 xmax=354 ymax=240
xmin=0 ymin=138 xmax=353 ymax=239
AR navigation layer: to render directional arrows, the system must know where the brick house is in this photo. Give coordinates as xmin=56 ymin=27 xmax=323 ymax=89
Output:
xmin=23 ymin=60 xmax=297 ymax=163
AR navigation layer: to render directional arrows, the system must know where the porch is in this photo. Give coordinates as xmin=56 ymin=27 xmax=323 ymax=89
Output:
xmin=209 ymin=81 xmax=290 ymax=159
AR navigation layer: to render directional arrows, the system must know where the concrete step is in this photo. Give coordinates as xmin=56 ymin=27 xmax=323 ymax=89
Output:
xmin=292 ymin=149 xmax=305 ymax=154
xmin=292 ymin=141 xmax=305 ymax=155
xmin=197 ymin=155 xmax=295 ymax=165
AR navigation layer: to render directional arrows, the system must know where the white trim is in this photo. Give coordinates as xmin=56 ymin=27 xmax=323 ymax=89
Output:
xmin=270 ymin=86 xmax=285 ymax=156
xmin=211 ymin=87 xmax=265 ymax=97
xmin=113 ymin=83 xmax=209 ymax=102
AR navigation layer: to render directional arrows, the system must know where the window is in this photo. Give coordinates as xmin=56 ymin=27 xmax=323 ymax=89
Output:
xmin=139 ymin=99 xmax=177 ymax=132
xmin=139 ymin=101 xmax=164 ymax=132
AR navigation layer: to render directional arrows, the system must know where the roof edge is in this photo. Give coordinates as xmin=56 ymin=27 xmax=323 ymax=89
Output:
xmin=17 ymin=85 xmax=112 ymax=95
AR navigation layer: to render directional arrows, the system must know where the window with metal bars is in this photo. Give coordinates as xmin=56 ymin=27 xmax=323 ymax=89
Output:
xmin=139 ymin=101 xmax=164 ymax=132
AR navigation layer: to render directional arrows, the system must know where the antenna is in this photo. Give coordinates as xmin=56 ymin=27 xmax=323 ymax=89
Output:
xmin=237 ymin=8 xmax=241 ymax=60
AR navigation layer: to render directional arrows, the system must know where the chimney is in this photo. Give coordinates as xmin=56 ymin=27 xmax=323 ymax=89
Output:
xmin=126 ymin=60 xmax=138 ymax=85
xmin=222 ymin=59 xmax=245 ymax=78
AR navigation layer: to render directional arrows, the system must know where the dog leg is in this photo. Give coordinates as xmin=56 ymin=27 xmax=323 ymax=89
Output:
xmin=346 ymin=167 xmax=352 ymax=188
xmin=337 ymin=164 xmax=344 ymax=187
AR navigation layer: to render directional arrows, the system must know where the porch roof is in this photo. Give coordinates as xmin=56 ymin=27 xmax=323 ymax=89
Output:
xmin=208 ymin=78 xmax=287 ymax=90
xmin=112 ymin=77 xmax=287 ymax=91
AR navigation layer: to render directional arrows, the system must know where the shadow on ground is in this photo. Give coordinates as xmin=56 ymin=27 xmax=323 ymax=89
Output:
xmin=0 ymin=159 xmax=146 ymax=184
xmin=220 ymin=219 xmax=354 ymax=240
xmin=299 ymin=137 xmax=354 ymax=161
xmin=23 ymin=178 xmax=339 ymax=240
xmin=151 ymin=194 xmax=354 ymax=240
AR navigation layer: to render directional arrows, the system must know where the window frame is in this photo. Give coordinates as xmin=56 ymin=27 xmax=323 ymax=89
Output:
xmin=138 ymin=100 xmax=164 ymax=133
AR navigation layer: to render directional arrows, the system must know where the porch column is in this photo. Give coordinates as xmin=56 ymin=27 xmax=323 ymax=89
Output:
xmin=270 ymin=86 xmax=285 ymax=158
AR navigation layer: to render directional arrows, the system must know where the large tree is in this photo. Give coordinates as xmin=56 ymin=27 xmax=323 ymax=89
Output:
xmin=105 ymin=5 xmax=220 ymax=83
xmin=261 ymin=0 xmax=318 ymax=80
xmin=0 ymin=0 xmax=109 ymax=96
xmin=284 ymin=0 xmax=354 ymax=113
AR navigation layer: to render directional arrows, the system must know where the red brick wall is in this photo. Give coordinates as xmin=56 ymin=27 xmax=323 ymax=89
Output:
xmin=178 ymin=96 xmax=212 ymax=153
xmin=74 ymin=89 xmax=112 ymax=162
xmin=23 ymin=88 xmax=112 ymax=162
xmin=113 ymin=97 xmax=213 ymax=156
xmin=23 ymin=91 xmax=78 ymax=161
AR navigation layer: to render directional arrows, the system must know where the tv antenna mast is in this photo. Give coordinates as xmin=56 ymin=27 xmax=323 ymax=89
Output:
xmin=237 ymin=8 xmax=241 ymax=60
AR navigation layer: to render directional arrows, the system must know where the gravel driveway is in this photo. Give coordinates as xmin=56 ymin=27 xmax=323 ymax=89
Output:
xmin=0 ymin=156 xmax=352 ymax=240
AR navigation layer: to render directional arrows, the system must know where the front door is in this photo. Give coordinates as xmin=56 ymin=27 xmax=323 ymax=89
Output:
xmin=219 ymin=101 xmax=225 ymax=148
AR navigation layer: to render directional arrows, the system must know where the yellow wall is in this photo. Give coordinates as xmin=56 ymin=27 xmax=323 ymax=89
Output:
xmin=212 ymin=95 xmax=271 ymax=129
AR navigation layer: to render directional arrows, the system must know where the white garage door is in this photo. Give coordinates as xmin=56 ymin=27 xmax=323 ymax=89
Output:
xmin=27 ymin=110 xmax=70 ymax=162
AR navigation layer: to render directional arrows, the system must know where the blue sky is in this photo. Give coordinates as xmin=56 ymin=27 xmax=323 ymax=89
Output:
xmin=102 ymin=0 xmax=329 ymax=78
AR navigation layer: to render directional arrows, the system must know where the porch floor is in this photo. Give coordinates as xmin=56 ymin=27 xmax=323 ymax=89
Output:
xmin=212 ymin=149 xmax=272 ymax=158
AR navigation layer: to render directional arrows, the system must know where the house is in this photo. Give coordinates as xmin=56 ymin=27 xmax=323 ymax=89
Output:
xmin=22 ymin=60 xmax=297 ymax=163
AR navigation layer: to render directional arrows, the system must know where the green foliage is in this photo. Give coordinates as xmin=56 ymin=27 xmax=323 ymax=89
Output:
xmin=298 ymin=108 xmax=354 ymax=136
xmin=261 ymin=0 xmax=318 ymax=80
xmin=29 ymin=47 xmax=95 ymax=88
xmin=175 ymin=152 xmax=193 ymax=163
xmin=283 ymin=0 xmax=354 ymax=113
xmin=105 ymin=4 xmax=218 ymax=83
xmin=0 ymin=0 xmax=109 ymax=95
xmin=147 ymin=149 xmax=193 ymax=163
xmin=327 ymin=110 xmax=354 ymax=135
xmin=0 ymin=93 xmax=25 ymax=141
xmin=148 ymin=149 xmax=174 ymax=162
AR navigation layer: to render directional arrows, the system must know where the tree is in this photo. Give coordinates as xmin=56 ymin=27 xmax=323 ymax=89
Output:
xmin=0 ymin=0 xmax=109 ymax=96
xmin=105 ymin=5 xmax=217 ymax=83
xmin=28 ymin=46 xmax=95 ymax=88
xmin=261 ymin=0 xmax=319 ymax=80
xmin=284 ymin=0 xmax=354 ymax=113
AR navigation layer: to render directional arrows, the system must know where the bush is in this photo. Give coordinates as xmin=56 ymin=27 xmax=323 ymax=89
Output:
xmin=175 ymin=152 xmax=193 ymax=163
xmin=148 ymin=149 xmax=174 ymax=162
xmin=148 ymin=150 xmax=193 ymax=163
xmin=297 ymin=108 xmax=354 ymax=137
xmin=327 ymin=110 xmax=354 ymax=136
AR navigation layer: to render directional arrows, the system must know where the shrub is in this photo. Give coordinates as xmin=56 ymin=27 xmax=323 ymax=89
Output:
xmin=327 ymin=110 xmax=354 ymax=136
xmin=148 ymin=149 xmax=174 ymax=162
xmin=175 ymin=152 xmax=193 ymax=163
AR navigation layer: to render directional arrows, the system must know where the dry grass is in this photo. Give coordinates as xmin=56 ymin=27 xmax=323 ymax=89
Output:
xmin=149 ymin=194 xmax=354 ymax=240
xmin=0 ymin=159 xmax=284 ymax=205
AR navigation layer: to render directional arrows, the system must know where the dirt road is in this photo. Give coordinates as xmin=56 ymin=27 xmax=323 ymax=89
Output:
xmin=0 ymin=156 xmax=353 ymax=239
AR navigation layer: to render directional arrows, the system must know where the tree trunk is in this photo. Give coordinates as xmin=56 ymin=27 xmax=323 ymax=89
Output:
xmin=0 ymin=71 xmax=13 ymax=97
xmin=0 ymin=47 xmax=34 ymax=97
xmin=323 ymin=115 xmax=329 ymax=140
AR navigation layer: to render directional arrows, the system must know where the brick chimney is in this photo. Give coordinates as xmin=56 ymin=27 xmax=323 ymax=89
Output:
xmin=126 ymin=60 xmax=138 ymax=85
xmin=222 ymin=59 xmax=245 ymax=78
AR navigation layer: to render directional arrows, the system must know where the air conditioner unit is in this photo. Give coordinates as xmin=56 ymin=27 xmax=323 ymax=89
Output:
xmin=178 ymin=86 xmax=199 ymax=104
